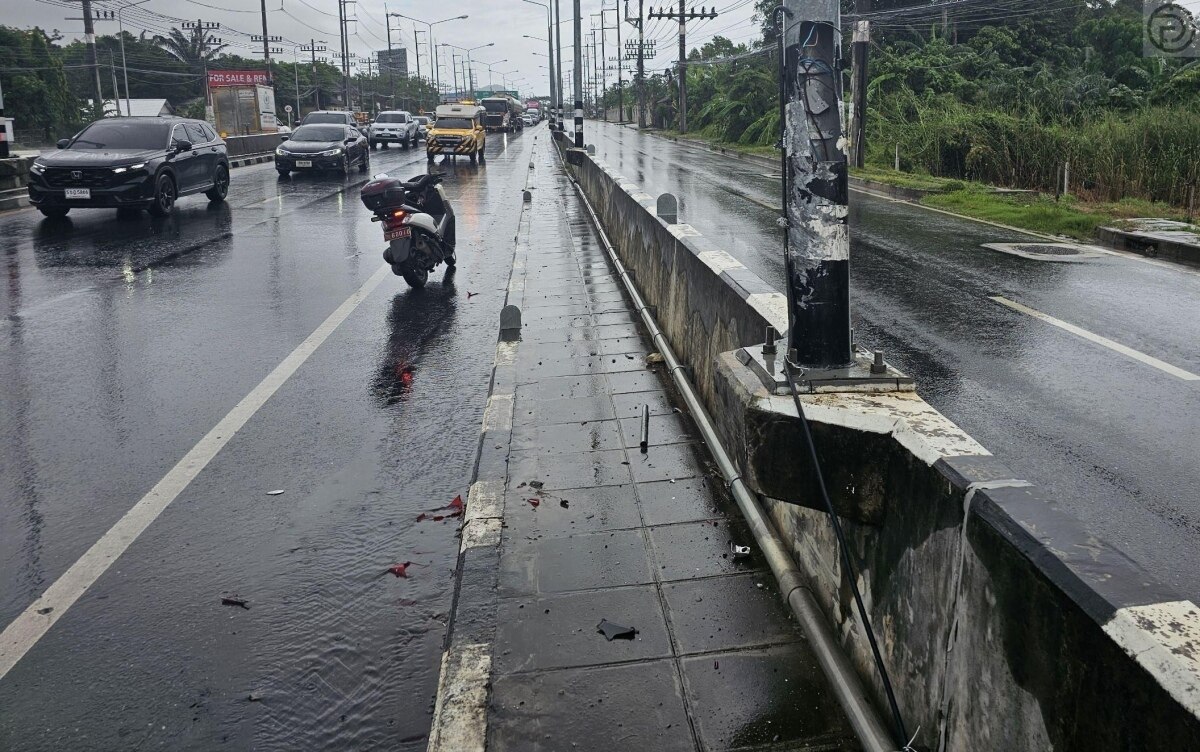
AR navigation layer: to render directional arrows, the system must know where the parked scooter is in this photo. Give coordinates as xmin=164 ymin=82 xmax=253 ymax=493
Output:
xmin=360 ymin=172 xmax=456 ymax=288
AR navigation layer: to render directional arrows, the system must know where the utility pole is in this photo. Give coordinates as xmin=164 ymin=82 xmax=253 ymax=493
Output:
xmin=783 ymin=0 xmax=852 ymax=367
xmin=850 ymin=0 xmax=871 ymax=168
xmin=259 ymin=0 xmax=273 ymax=84
xmin=385 ymin=8 xmax=395 ymax=97
xmin=302 ymin=40 xmax=327 ymax=109
xmin=573 ymin=0 xmax=583 ymax=147
xmin=646 ymin=3 xmax=716 ymax=134
xmin=554 ymin=0 xmax=565 ymax=130
xmin=613 ymin=3 xmax=622 ymax=122
xmin=74 ymin=0 xmax=105 ymax=113
xmin=636 ymin=0 xmax=645 ymax=127
xmin=108 ymin=51 xmax=121 ymax=115
xmin=183 ymin=19 xmax=221 ymax=119
xmin=0 ymin=76 xmax=7 ymax=158
xmin=337 ymin=0 xmax=355 ymax=107
xmin=593 ymin=13 xmax=607 ymax=120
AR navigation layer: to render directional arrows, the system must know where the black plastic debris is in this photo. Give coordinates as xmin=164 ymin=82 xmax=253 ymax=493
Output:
xmin=596 ymin=619 xmax=638 ymax=641
xmin=221 ymin=597 xmax=250 ymax=610
xmin=529 ymin=480 xmax=545 ymax=489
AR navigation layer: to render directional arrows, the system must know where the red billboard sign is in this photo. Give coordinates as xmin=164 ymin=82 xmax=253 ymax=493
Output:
xmin=207 ymin=70 xmax=269 ymax=87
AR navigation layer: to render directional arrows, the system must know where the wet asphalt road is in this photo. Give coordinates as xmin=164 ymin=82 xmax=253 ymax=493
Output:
xmin=0 ymin=128 xmax=539 ymax=749
xmin=588 ymin=120 xmax=1200 ymax=600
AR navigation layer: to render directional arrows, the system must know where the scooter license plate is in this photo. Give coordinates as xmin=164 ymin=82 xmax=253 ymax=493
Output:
xmin=384 ymin=227 xmax=411 ymax=241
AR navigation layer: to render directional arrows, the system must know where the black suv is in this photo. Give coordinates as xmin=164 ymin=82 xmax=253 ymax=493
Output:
xmin=28 ymin=117 xmax=230 ymax=218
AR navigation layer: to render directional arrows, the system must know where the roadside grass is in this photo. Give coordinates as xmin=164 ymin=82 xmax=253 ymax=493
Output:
xmin=654 ymin=129 xmax=778 ymax=159
xmin=920 ymin=185 xmax=1198 ymax=240
xmin=921 ymin=186 xmax=1101 ymax=239
xmin=852 ymin=165 xmax=963 ymax=192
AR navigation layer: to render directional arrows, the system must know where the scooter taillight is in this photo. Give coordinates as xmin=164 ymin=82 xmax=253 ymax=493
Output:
xmin=382 ymin=209 xmax=408 ymax=231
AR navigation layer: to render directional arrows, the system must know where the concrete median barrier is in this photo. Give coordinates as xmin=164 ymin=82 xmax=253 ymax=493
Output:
xmin=559 ymin=140 xmax=1200 ymax=750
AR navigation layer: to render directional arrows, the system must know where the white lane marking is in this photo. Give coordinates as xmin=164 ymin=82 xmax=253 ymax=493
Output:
xmin=0 ymin=264 xmax=393 ymax=681
xmin=990 ymin=296 xmax=1200 ymax=381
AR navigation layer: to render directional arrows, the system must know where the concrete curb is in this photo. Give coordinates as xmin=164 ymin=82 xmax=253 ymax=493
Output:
xmin=1097 ymin=224 xmax=1200 ymax=267
xmin=228 ymin=153 xmax=275 ymax=169
xmin=425 ymin=148 xmax=537 ymax=752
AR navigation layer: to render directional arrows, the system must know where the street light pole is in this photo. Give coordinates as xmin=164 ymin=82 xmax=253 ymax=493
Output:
xmin=554 ymin=0 xmax=565 ymax=130
xmin=115 ymin=0 xmax=149 ymax=118
xmin=782 ymin=0 xmax=852 ymax=367
xmin=573 ymin=0 xmax=583 ymax=147
xmin=522 ymin=2 xmax=556 ymax=129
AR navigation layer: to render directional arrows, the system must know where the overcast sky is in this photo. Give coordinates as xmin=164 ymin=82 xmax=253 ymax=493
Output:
xmin=9 ymin=0 xmax=764 ymax=97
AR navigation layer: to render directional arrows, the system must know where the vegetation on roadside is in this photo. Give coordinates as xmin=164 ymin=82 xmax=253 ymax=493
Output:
xmin=603 ymin=0 xmax=1200 ymax=216
xmin=919 ymin=185 xmax=1194 ymax=240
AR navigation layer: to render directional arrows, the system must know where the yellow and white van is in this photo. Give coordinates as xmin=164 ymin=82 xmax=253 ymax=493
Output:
xmin=426 ymin=104 xmax=486 ymax=164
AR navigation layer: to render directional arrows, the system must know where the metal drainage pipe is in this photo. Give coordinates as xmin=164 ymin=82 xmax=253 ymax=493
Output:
xmin=562 ymin=156 xmax=897 ymax=752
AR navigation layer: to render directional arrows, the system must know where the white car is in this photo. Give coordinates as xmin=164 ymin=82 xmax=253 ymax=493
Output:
xmin=369 ymin=111 xmax=418 ymax=149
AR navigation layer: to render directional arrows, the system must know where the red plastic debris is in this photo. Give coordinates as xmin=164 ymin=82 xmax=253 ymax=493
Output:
xmin=528 ymin=498 xmax=540 ymax=507
xmin=388 ymin=562 xmax=413 ymax=578
xmin=416 ymin=513 xmax=427 ymax=522
xmin=433 ymin=515 xmax=445 ymax=521
xmin=446 ymin=495 xmax=464 ymax=517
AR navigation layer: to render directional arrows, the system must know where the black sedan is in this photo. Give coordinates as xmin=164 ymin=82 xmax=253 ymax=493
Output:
xmin=27 ymin=116 xmax=230 ymax=218
xmin=275 ymin=124 xmax=370 ymax=176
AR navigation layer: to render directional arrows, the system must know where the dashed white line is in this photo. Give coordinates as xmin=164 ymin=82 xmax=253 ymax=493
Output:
xmin=990 ymin=296 xmax=1200 ymax=381
xmin=0 ymin=263 xmax=393 ymax=682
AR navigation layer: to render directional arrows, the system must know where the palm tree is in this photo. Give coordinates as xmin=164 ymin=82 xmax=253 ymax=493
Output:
xmin=153 ymin=26 xmax=227 ymax=99
xmin=153 ymin=26 xmax=227 ymax=66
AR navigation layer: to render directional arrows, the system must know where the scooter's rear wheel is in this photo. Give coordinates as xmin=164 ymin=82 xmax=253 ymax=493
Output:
xmin=400 ymin=265 xmax=429 ymax=288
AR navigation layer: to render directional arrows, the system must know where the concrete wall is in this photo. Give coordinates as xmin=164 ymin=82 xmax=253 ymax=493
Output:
xmin=224 ymin=133 xmax=281 ymax=158
xmin=561 ymin=140 xmax=789 ymax=408
xmin=561 ymin=142 xmax=1200 ymax=750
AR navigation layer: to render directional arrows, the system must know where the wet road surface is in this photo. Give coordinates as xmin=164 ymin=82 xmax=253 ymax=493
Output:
xmin=588 ymin=120 xmax=1200 ymax=600
xmin=0 ymin=128 xmax=539 ymax=749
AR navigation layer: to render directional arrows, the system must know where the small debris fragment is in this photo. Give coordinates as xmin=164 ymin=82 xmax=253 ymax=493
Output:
xmin=529 ymin=480 xmax=544 ymax=489
xmin=221 ymin=597 xmax=250 ymax=610
xmin=559 ymin=499 xmax=569 ymax=509
xmin=528 ymin=498 xmax=540 ymax=507
xmin=36 ymin=607 xmax=52 ymax=615
xmin=266 ymin=490 xmax=285 ymax=496
xmin=597 ymin=619 xmax=638 ymax=641
xmin=714 ymin=660 xmax=719 ymax=670
xmin=248 ymin=692 xmax=263 ymax=702
xmin=646 ymin=353 xmax=664 ymax=365
xmin=388 ymin=562 xmax=413 ymax=578
xmin=467 ymin=291 xmax=480 ymax=298
xmin=730 ymin=543 xmax=751 ymax=559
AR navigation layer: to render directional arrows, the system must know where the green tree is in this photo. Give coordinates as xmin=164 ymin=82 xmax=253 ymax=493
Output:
xmin=0 ymin=26 xmax=83 ymax=143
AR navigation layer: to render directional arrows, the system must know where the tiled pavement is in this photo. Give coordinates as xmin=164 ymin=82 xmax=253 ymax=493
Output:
xmin=435 ymin=136 xmax=859 ymax=752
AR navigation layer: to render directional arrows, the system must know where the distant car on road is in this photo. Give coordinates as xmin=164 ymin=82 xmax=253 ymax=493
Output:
xmin=369 ymin=110 xmax=419 ymax=149
xmin=275 ymin=123 xmax=370 ymax=176
xmin=300 ymin=110 xmax=357 ymax=128
xmin=27 ymin=116 xmax=229 ymax=218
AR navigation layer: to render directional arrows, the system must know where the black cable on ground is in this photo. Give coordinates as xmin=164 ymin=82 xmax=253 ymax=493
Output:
xmin=773 ymin=6 xmax=915 ymax=750
xmin=784 ymin=366 xmax=913 ymax=749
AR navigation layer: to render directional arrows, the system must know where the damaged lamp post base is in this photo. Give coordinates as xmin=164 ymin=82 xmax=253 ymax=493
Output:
xmin=740 ymin=327 xmax=913 ymax=395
